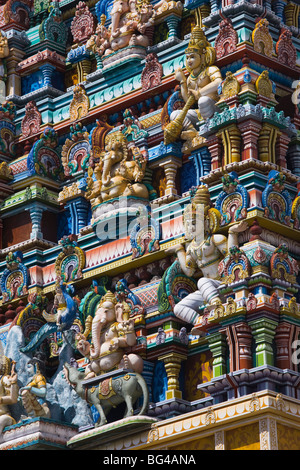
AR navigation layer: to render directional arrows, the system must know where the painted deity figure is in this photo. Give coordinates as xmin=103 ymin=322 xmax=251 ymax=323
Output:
xmin=164 ymin=25 xmax=222 ymax=144
xmin=86 ymin=0 xmax=155 ymax=57
xmin=76 ymin=291 xmax=143 ymax=379
xmin=0 ymin=356 xmax=18 ymax=434
xmin=19 ymin=355 xmax=51 ymax=419
xmin=0 ymin=31 xmax=9 ymax=103
xmin=86 ymin=131 xmax=148 ymax=204
xmin=169 ymin=186 xmax=248 ymax=330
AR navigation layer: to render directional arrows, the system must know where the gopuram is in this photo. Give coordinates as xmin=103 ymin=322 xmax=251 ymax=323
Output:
xmin=0 ymin=0 xmax=299 ymax=452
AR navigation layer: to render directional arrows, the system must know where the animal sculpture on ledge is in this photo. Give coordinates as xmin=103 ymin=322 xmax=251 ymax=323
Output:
xmin=63 ymin=363 xmax=149 ymax=427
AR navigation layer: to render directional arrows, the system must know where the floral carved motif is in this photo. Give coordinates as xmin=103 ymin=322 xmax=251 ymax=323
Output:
xmin=69 ymin=84 xmax=90 ymax=122
xmin=252 ymin=19 xmax=274 ymax=57
xmin=141 ymin=53 xmax=163 ymax=91
xmin=214 ymin=17 xmax=238 ymax=59
xmin=21 ymin=101 xmax=42 ymax=138
xmin=71 ymin=1 xmax=96 ymax=44
xmin=276 ymin=28 xmax=297 ymax=68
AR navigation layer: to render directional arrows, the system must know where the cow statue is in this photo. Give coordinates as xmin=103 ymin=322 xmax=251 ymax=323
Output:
xmin=63 ymin=362 xmax=149 ymax=427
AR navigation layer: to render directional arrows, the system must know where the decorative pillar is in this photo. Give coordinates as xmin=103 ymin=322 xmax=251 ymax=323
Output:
xmin=215 ymin=430 xmax=225 ymax=450
xmin=274 ymin=0 xmax=287 ymax=20
xmin=285 ymin=2 xmax=299 ymax=28
xmin=40 ymin=64 xmax=56 ymax=87
xmin=217 ymin=124 xmax=241 ymax=165
xmin=238 ymin=120 xmax=262 ymax=160
xmin=189 ymin=146 xmax=212 ymax=180
xmin=77 ymin=59 xmax=92 ymax=83
xmin=159 ymin=157 xmax=181 ymax=199
xmin=6 ymin=48 xmax=24 ymax=96
xmin=141 ymin=360 xmax=154 ymax=402
xmin=28 ymin=204 xmax=44 ymax=239
xmin=275 ymin=322 xmax=293 ymax=370
xmin=258 ymin=124 xmax=280 ymax=164
xmin=208 ymin=332 xmax=227 ymax=377
xmin=249 ymin=319 xmax=278 ymax=367
xmin=65 ymin=197 xmax=90 ymax=234
xmin=264 ymin=0 xmax=272 ymax=11
xmin=259 ymin=418 xmax=278 ymax=450
xmin=234 ymin=322 xmax=253 ymax=370
xmin=210 ymin=0 xmax=218 ymax=13
xmin=158 ymin=352 xmax=186 ymax=399
xmin=275 ymin=132 xmax=290 ymax=168
xmin=207 ymin=135 xmax=222 ymax=170
xmin=286 ymin=136 xmax=300 ymax=177
xmin=165 ymin=15 xmax=181 ymax=39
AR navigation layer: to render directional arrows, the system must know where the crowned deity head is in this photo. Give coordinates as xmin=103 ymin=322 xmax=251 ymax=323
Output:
xmin=185 ymin=26 xmax=216 ymax=75
xmin=0 ymin=356 xmax=12 ymax=376
xmin=184 ymin=185 xmax=221 ymax=242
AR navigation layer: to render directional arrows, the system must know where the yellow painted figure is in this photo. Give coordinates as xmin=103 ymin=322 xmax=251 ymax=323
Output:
xmin=19 ymin=357 xmax=50 ymax=419
xmin=165 ymin=24 xmax=222 ymax=143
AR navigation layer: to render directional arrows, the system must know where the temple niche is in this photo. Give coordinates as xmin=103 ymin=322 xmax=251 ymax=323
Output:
xmin=0 ymin=0 xmax=299 ymax=453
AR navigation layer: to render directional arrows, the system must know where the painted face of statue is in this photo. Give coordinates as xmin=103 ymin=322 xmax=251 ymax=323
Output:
xmin=101 ymin=301 xmax=116 ymax=322
xmin=26 ymin=362 xmax=36 ymax=377
xmin=186 ymin=52 xmax=204 ymax=73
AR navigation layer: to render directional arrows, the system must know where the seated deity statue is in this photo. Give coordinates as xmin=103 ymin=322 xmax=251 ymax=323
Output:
xmin=86 ymin=0 xmax=155 ymax=57
xmin=76 ymin=291 xmax=143 ymax=379
xmin=168 ymin=185 xmax=248 ymax=333
xmin=164 ymin=24 xmax=222 ymax=144
xmin=86 ymin=131 xmax=148 ymax=205
xmin=0 ymin=356 xmax=18 ymax=434
xmin=19 ymin=354 xmax=51 ymax=419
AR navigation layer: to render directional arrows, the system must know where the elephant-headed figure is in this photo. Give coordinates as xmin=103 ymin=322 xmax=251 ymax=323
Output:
xmin=63 ymin=362 xmax=149 ymax=427
xmin=75 ymin=291 xmax=144 ymax=379
xmin=86 ymin=131 xmax=149 ymax=204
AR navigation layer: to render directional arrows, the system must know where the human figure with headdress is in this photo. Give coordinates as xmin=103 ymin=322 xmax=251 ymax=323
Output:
xmin=164 ymin=13 xmax=222 ymax=144
xmin=168 ymin=186 xmax=248 ymax=333
xmin=19 ymin=353 xmax=50 ymax=419
xmin=0 ymin=356 xmax=18 ymax=433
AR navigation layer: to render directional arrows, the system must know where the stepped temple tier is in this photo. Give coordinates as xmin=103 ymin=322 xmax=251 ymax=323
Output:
xmin=0 ymin=0 xmax=299 ymax=451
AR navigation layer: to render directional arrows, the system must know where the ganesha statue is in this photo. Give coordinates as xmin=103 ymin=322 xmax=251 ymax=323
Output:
xmin=75 ymin=291 xmax=143 ymax=379
xmin=168 ymin=185 xmax=248 ymax=333
xmin=85 ymin=131 xmax=149 ymax=206
xmin=86 ymin=0 xmax=155 ymax=58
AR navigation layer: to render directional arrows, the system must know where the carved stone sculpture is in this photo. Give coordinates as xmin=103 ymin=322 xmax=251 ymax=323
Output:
xmin=168 ymin=185 xmax=248 ymax=331
xmin=63 ymin=363 xmax=149 ymax=427
xmin=141 ymin=53 xmax=163 ymax=91
xmin=19 ymin=354 xmax=50 ymax=419
xmin=85 ymin=131 xmax=148 ymax=205
xmin=75 ymin=291 xmax=143 ymax=379
xmin=164 ymin=24 xmax=222 ymax=144
xmin=86 ymin=0 xmax=155 ymax=58
xmin=21 ymin=101 xmax=42 ymax=138
xmin=0 ymin=356 xmax=18 ymax=433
